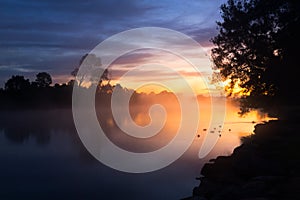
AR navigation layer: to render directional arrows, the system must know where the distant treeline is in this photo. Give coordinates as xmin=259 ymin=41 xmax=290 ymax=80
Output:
xmin=0 ymin=72 xmax=180 ymax=110
xmin=0 ymin=72 xmax=125 ymax=110
xmin=0 ymin=72 xmax=75 ymax=110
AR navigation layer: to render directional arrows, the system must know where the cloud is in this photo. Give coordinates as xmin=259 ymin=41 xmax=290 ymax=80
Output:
xmin=0 ymin=0 xmax=227 ymax=87
xmin=110 ymin=51 xmax=156 ymax=66
xmin=0 ymin=65 xmax=40 ymax=73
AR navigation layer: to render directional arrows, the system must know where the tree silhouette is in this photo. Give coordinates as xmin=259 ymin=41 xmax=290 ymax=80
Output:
xmin=212 ymin=0 xmax=300 ymax=115
xmin=71 ymin=53 xmax=111 ymax=91
xmin=35 ymin=72 xmax=52 ymax=88
xmin=0 ymin=53 xmax=119 ymax=110
xmin=5 ymin=75 xmax=30 ymax=92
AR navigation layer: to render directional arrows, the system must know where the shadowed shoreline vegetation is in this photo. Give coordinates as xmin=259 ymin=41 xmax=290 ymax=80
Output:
xmin=211 ymin=0 xmax=300 ymax=118
xmin=184 ymin=0 xmax=300 ymax=199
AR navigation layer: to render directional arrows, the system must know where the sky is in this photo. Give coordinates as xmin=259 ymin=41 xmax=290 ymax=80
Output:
xmin=0 ymin=0 xmax=227 ymax=91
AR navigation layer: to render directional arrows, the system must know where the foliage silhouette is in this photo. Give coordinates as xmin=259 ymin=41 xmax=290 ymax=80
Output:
xmin=34 ymin=72 xmax=52 ymax=88
xmin=5 ymin=75 xmax=30 ymax=92
xmin=212 ymin=0 xmax=300 ymax=116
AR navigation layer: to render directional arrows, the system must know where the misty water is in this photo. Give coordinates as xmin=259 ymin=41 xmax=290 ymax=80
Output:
xmin=0 ymin=99 xmax=274 ymax=200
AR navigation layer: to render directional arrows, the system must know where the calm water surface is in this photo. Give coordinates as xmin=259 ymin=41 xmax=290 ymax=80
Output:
xmin=0 ymin=99 xmax=273 ymax=199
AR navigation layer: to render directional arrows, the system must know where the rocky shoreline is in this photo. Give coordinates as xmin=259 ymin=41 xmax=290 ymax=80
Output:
xmin=183 ymin=120 xmax=300 ymax=200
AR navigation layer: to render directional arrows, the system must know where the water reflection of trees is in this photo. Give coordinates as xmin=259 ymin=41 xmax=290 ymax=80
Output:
xmin=0 ymin=89 xmax=182 ymax=160
xmin=0 ymin=110 xmax=97 ymax=163
xmin=0 ymin=110 xmax=74 ymax=144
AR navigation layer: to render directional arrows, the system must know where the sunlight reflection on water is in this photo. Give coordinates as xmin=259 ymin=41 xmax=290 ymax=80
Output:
xmin=98 ymin=97 xmax=275 ymax=158
xmin=0 ymin=99 xmax=276 ymax=200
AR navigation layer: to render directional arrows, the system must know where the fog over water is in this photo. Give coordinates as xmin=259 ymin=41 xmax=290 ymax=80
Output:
xmin=0 ymin=98 xmax=274 ymax=199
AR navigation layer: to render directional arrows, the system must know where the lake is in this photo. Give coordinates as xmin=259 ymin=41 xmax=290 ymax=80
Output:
xmin=0 ymin=99 xmax=274 ymax=199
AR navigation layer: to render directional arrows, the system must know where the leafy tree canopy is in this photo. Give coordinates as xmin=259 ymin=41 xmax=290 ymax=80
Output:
xmin=5 ymin=75 xmax=30 ymax=92
xmin=35 ymin=72 xmax=52 ymax=88
xmin=212 ymin=0 xmax=300 ymax=115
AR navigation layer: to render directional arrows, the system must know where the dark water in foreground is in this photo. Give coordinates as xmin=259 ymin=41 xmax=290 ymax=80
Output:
xmin=0 ymin=110 xmax=203 ymax=200
xmin=0 ymin=105 xmax=270 ymax=199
